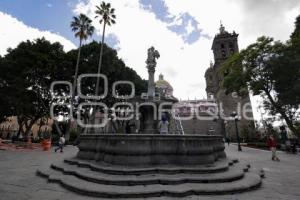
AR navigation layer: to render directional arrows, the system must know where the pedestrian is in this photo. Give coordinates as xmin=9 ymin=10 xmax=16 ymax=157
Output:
xmin=55 ymin=134 xmax=65 ymax=153
xmin=158 ymin=115 xmax=169 ymax=134
xmin=125 ymin=121 xmax=135 ymax=134
xmin=291 ymin=139 xmax=297 ymax=154
xmin=226 ymin=137 xmax=230 ymax=146
xmin=267 ymin=134 xmax=280 ymax=161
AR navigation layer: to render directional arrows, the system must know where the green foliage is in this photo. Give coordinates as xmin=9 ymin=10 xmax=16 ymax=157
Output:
xmin=273 ymin=16 xmax=300 ymax=110
xmin=95 ymin=1 xmax=116 ymax=26
xmin=0 ymin=37 xmax=147 ymax=135
xmin=67 ymin=41 xmax=147 ymax=107
xmin=219 ymin=52 xmax=248 ymax=96
xmin=240 ymin=122 xmax=255 ymax=142
xmin=291 ymin=15 xmax=300 ymax=45
xmin=71 ymin=14 xmax=95 ymax=41
xmin=0 ymin=38 xmax=68 ymax=135
xmin=247 ymin=142 xmax=269 ymax=149
xmin=220 ymin=15 xmax=300 ymax=137
xmin=221 ymin=36 xmax=285 ymax=96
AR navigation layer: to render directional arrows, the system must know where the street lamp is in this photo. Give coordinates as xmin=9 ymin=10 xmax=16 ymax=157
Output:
xmin=231 ymin=111 xmax=242 ymax=151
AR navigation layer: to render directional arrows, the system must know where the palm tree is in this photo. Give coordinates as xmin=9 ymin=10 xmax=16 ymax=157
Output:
xmin=69 ymin=14 xmax=94 ymax=139
xmin=94 ymin=1 xmax=116 ymax=97
xmin=70 ymin=13 xmax=95 ymax=100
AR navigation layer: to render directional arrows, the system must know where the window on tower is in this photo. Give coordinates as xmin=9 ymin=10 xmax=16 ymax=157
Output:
xmin=221 ymin=43 xmax=225 ymax=49
xmin=229 ymin=42 xmax=234 ymax=54
xmin=221 ymin=50 xmax=226 ymax=57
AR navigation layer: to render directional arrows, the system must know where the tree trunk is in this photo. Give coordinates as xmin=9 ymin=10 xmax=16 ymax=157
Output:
xmin=24 ymin=118 xmax=38 ymax=140
xmin=73 ymin=39 xmax=82 ymax=99
xmin=16 ymin=116 xmax=25 ymax=138
xmin=95 ymin=22 xmax=107 ymax=97
xmin=91 ymin=22 xmax=107 ymax=130
xmin=53 ymin=120 xmax=63 ymax=136
xmin=37 ymin=118 xmax=44 ymax=136
xmin=65 ymin=39 xmax=82 ymax=141
xmin=265 ymin=91 xmax=298 ymax=136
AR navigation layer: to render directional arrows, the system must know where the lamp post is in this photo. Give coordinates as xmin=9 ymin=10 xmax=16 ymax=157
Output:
xmin=231 ymin=111 xmax=242 ymax=151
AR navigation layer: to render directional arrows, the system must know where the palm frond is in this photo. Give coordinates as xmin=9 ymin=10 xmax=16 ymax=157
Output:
xmin=70 ymin=13 xmax=94 ymax=40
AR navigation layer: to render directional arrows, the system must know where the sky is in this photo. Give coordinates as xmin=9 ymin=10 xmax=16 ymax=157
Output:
xmin=0 ymin=0 xmax=300 ymax=122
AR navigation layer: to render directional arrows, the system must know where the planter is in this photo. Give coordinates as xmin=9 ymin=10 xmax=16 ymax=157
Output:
xmin=41 ymin=139 xmax=51 ymax=151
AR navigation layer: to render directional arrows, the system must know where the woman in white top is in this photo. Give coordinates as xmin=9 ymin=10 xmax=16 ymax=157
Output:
xmin=55 ymin=135 xmax=65 ymax=153
xmin=158 ymin=115 xmax=169 ymax=134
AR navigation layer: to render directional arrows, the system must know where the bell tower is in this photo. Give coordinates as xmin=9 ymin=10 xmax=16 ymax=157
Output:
xmin=212 ymin=23 xmax=239 ymax=65
xmin=205 ymin=23 xmax=255 ymax=141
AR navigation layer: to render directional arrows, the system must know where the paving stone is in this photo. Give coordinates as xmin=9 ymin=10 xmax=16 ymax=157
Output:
xmin=0 ymin=144 xmax=300 ymax=199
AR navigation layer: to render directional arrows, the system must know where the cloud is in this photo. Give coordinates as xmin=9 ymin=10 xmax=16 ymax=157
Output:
xmin=73 ymin=0 xmax=212 ymax=99
xmin=139 ymin=0 xmax=209 ymax=44
xmin=139 ymin=0 xmax=174 ymax=23
xmin=164 ymin=67 xmax=177 ymax=78
xmin=105 ymin=33 xmax=121 ymax=50
xmin=0 ymin=12 xmax=76 ymax=56
xmin=163 ymin=0 xmax=300 ymax=48
xmin=226 ymin=0 xmax=300 ymax=47
xmin=73 ymin=0 xmax=300 ymax=122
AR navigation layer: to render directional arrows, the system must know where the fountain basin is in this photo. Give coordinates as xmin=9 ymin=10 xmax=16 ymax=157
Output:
xmin=77 ymin=134 xmax=226 ymax=166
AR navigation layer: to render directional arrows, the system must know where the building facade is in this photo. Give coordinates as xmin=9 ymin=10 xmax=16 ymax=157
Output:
xmin=174 ymin=99 xmax=222 ymax=135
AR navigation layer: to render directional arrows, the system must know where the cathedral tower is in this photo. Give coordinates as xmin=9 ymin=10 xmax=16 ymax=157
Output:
xmin=205 ymin=24 xmax=255 ymax=141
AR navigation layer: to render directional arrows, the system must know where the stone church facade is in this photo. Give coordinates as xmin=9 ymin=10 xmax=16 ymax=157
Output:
xmin=205 ymin=24 xmax=255 ymax=141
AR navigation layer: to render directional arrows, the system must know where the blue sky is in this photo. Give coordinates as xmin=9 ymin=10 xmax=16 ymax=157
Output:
xmin=0 ymin=0 xmax=120 ymax=48
xmin=0 ymin=0 xmax=79 ymax=44
xmin=0 ymin=0 xmax=207 ymax=48
xmin=140 ymin=0 xmax=210 ymax=43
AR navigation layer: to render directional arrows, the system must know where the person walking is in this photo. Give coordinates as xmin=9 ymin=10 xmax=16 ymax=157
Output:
xmin=226 ymin=137 xmax=230 ymax=146
xmin=125 ymin=120 xmax=135 ymax=134
xmin=267 ymin=134 xmax=280 ymax=161
xmin=55 ymin=134 xmax=65 ymax=153
xmin=158 ymin=115 xmax=169 ymax=134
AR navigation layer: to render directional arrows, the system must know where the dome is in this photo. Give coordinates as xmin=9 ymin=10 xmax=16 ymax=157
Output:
xmin=156 ymin=74 xmax=173 ymax=90
xmin=205 ymin=62 xmax=214 ymax=77
xmin=155 ymin=74 xmax=173 ymax=96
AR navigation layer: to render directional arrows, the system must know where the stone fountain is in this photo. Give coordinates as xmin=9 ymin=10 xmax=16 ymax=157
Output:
xmin=37 ymin=47 xmax=262 ymax=198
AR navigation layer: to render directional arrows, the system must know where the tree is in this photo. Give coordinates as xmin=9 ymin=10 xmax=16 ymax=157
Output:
xmin=0 ymin=56 xmax=12 ymax=123
xmin=0 ymin=38 xmax=70 ymax=138
xmin=291 ymin=15 xmax=300 ymax=44
xmin=66 ymin=41 xmax=147 ymax=133
xmin=273 ymin=15 xmax=300 ymax=116
xmin=66 ymin=41 xmax=147 ymax=107
xmin=220 ymin=35 xmax=299 ymax=137
xmin=70 ymin=13 xmax=95 ymax=100
xmin=0 ymin=38 xmax=147 ymax=137
xmin=94 ymin=1 xmax=116 ymax=97
xmin=68 ymin=14 xmax=94 ymax=140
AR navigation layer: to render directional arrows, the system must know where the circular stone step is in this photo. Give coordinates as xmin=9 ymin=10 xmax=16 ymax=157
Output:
xmin=50 ymin=162 xmax=245 ymax=185
xmin=36 ymin=167 xmax=262 ymax=198
xmin=64 ymin=158 xmax=231 ymax=175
